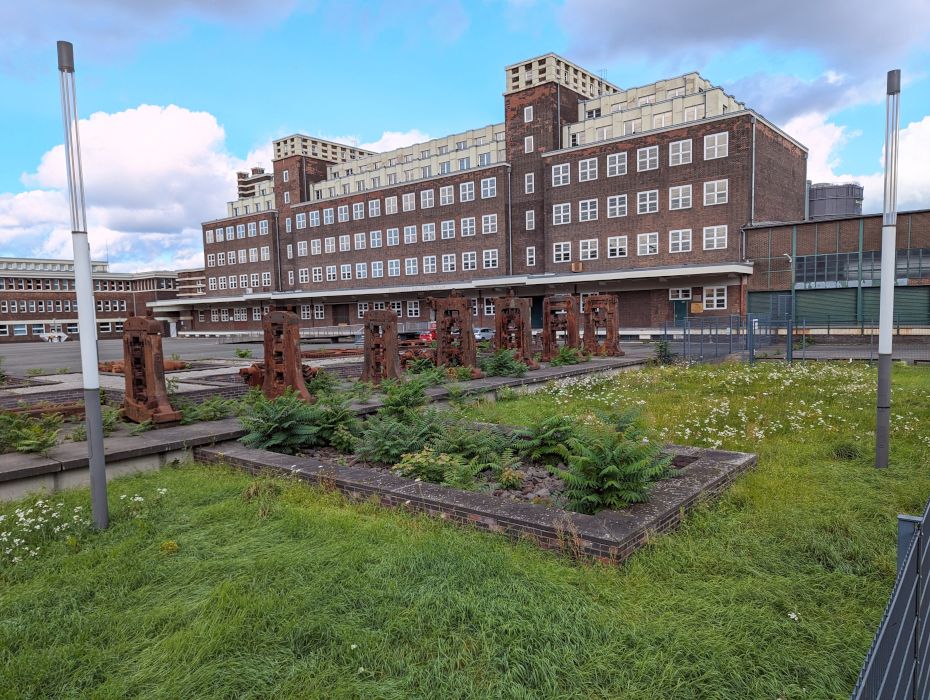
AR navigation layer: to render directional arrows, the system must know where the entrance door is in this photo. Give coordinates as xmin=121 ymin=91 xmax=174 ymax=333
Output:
xmin=332 ymin=304 xmax=351 ymax=325
xmin=673 ymin=300 xmax=688 ymax=321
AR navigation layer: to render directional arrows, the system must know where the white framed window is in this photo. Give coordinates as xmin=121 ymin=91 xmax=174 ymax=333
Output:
xmin=310 ymin=239 xmax=321 ymax=255
xmin=338 ymin=205 xmax=349 ymax=222
xmin=421 ymin=189 xmax=434 ymax=208
xmin=460 ymin=182 xmax=475 ymax=202
xmin=578 ymin=158 xmax=598 ymax=182
xmin=314 ymin=304 xmax=325 ymax=320
xmin=524 ymin=105 xmax=534 ymax=122
xmin=372 ymin=261 xmax=384 ymax=278
xmin=260 ymin=246 xmax=270 ymax=261
xmin=637 ymin=190 xmax=659 ymax=214
xmin=484 ymin=299 xmax=495 ymax=316
xmin=684 ymin=105 xmax=706 ymax=121
xmin=340 ymin=264 xmax=352 ymax=280
xmin=441 ymin=253 xmax=456 ymax=272
xmin=326 ymin=265 xmax=337 ymax=281
xmin=385 ymin=196 xmax=398 ymax=214
xmin=369 ymin=199 xmax=380 ymax=217
xmin=262 ymin=272 xmax=271 ymax=286
xmin=208 ymin=277 xmax=217 ymax=291
xmin=422 ymin=223 xmax=436 ymax=241
xmin=669 ymin=184 xmax=692 ymax=210
xmin=402 ymin=192 xmax=415 ymax=211
xmin=282 ymin=170 xmax=289 ymax=183
xmin=669 ymin=139 xmax=692 ymax=166
xmin=207 ymin=253 xmax=215 ymax=267
xmin=238 ymin=249 xmax=247 ymax=264
xmin=525 ymin=209 xmax=535 ymax=230
xmin=298 ymin=268 xmax=309 ymax=284
xmin=482 ymin=214 xmax=497 ymax=234
xmin=249 ymin=247 xmax=258 ymax=262
xmin=553 ymin=203 xmax=571 ymax=225
xmin=524 ymin=172 xmax=534 ymax=194
xmin=439 ymin=186 xmax=454 ymax=205
xmin=356 ymin=302 xmax=369 ymax=319
xmin=286 ymin=217 xmax=293 ymax=233
xmin=323 ymin=208 xmax=334 ymax=225
xmin=405 ymin=258 xmax=418 ymax=276
xmin=388 ymin=259 xmax=400 ymax=277
xmin=339 ymin=234 xmax=350 ymax=252
xmin=217 ymin=252 xmax=226 ymax=266
xmin=524 ymin=135 xmax=534 ymax=153
xmin=606 ymin=152 xmax=627 ymax=177
xmin=423 ymin=255 xmax=437 ymax=273
xmin=579 ymin=199 xmax=598 ymax=222
xmin=312 ymin=267 xmax=323 ymax=282
xmin=356 ymin=262 xmax=368 ymax=279
xmin=441 ymin=220 xmax=455 ymax=239
xmin=637 ymin=232 xmax=659 ymax=256
xmin=205 ymin=229 xmax=214 ymax=243
xmin=553 ymin=241 xmax=571 ymax=263
xmin=480 ymin=177 xmax=497 ymax=198
xmin=551 ymin=163 xmax=570 ymax=187
xmin=704 ymin=286 xmax=727 ymax=309
xmin=310 ymin=211 xmax=320 ymax=227
xmin=704 ymin=179 xmax=729 ymax=206
xmin=247 ymin=222 xmax=257 ymax=237
xmin=669 ymin=288 xmax=692 ymax=300
xmin=295 ymin=241 xmax=307 ymax=257
xmin=218 ymin=276 xmax=227 ymax=290
xmin=404 ymin=225 xmax=417 ymax=244
xmin=251 ymin=306 xmax=261 ymax=321
xmin=607 ymin=235 xmax=628 ymax=258
xmin=325 ymin=237 xmax=336 ymax=253
xmin=669 ymin=229 xmax=692 ymax=253
xmin=387 ymin=228 xmax=399 ymax=246
xmin=353 ymin=202 xmax=365 ymax=220
xmin=296 ymin=213 xmax=307 ymax=229
xmin=526 ymin=246 xmax=536 ymax=266
xmin=462 ymin=251 xmax=477 ymax=271
xmin=703 ymin=225 xmax=728 ymax=250
xmin=579 ymin=239 xmax=599 ymax=260
xmin=653 ymin=113 xmax=671 ymax=129
xmin=407 ymin=300 xmax=420 ymax=318
xmin=353 ymin=232 xmax=366 ymax=250
xmin=236 ymin=224 xmax=245 ymax=239
xmin=390 ymin=301 xmax=402 ymax=317
xmin=483 ymin=249 xmax=498 ymax=269
xmin=607 ymin=194 xmax=627 ymax=218
xmin=637 ymin=145 xmax=659 ymax=171
xmin=461 ymin=217 xmax=476 ymax=237
xmin=705 ymin=132 xmax=728 ymax=160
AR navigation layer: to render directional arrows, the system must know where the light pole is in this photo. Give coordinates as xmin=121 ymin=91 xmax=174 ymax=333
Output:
xmin=875 ymin=69 xmax=901 ymax=469
xmin=57 ymin=40 xmax=109 ymax=527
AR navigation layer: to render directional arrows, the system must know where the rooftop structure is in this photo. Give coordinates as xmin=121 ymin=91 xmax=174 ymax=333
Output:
xmin=504 ymin=53 xmax=620 ymax=99
xmin=272 ymin=134 xmax=376 ymax=162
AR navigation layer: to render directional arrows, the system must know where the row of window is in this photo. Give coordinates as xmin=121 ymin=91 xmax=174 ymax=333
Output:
xmin=287 ymin=178 xmax=499 ymax=230
xmin=549 ymin=132 xmax=729 ymax=185
xmin=552 ymin=226 xmax=729 ymax=262
xmin=667 ymin=286 xmax=728 ymax=309
xmin=281 ymin=250 xmax=502 ymax=286
xmin=0 ymin=322 xmax=119 ymax=337
xmin=549 ymin=179 xmax=729 ymax=225
xmin=206 ymin=247 xmax=271 ymax=268
xmin=0 ymin=299 xmax=81 ymax=314
xmin=204 ymin=220 xmax=270 ymax=244
xmin=207 ymin=272 xmax=272 ymax=292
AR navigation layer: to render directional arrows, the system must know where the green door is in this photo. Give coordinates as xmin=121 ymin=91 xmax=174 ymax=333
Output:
xmin=673 ymin=300 xmax=688 ymax=321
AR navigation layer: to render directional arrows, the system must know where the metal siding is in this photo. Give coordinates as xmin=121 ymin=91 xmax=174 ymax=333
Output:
xmin=795 ymin=288 xmax=857 ymax=324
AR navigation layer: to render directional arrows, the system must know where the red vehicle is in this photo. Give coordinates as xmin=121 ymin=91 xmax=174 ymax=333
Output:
xmin=418 ymin=321 xmax=437 ymax=342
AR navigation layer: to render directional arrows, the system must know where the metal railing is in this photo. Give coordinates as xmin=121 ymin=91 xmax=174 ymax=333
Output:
xmin=851 ymin=498 xmax=930 ymax=699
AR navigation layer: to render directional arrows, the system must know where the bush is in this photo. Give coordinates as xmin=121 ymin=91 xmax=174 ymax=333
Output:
xmin=305 ymin=369 xmax=340 ymax=397
xmin=405 ymin=357 xmax=436 ymax=375
xmin=316 ymin=396 xmax=361 ymax=453
xmin=379 ymin=378 xmax=428 ymax=419
xmin=654 ymin=340 xmax=675 ymax=365
xmin=356 ymin=410 xmax=445 ymax=464
xmin=479 ymin=349 xmax=528 ymax=378
xmin=547 ymin=346 xmax=588 ymax=367
xmin=10 ymin=414 xmax=63 ymax=455
xmin=392 ymin=448 xmax=483 ymax=491
xmin=428 ymin=422 xmax=518 ymax=471
xmin=445 ymin=366 xmax=474 ymax=382
xmin=517 ymin=416 xmax=580 ymax=465
xmin=234 ymin=348 xmax=253 ymax=359
xmin=240 ymin=390 xmax=323 ymax=455
xmin=497 ymin=466 xmax=524 ymax=490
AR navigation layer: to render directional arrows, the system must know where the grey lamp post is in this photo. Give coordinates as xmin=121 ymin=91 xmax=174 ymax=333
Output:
xmin=875 ymin=69 xmax=901 ymax=469
xmin=57 ymin=40 xmax=109 ymax=527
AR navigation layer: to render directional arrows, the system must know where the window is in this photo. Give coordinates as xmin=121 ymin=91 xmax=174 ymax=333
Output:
xmin=460 ymin=182 xmax=475 ymax=202
xmin=217 ymin=252 xmax=226 ymax=266
xmin=579 ymin=199 xmax=598 ymax=222
xmin=324 ymin=208 xmax=334 ymax=225
xmin=669 ymin=139 xmax=692 ymax=166
xmin=607 ymin=235 xmax=628 ymax=258
xmin=405 ymin=258 xmax=418 ymax=275
xmin=704 ymin=179 xmax=729 ymax=206
xmin=407 ymin=301 xmax=420 ymax=318
xmin=385 ymin=196 xmax=398 ymax=214
xmin=704 ymin=286 xmax=727 ymax=309
xmin=439 ymin=186 xmax=453 ymax=205
xmin=350 ymin=232 xmax=364 ymax=250
xmin=703 ymin=225 xmax=728 ymax=250
xmin=285 ymin=217 xmax=293 ymax=234
xmin=526 ymin=246 xmax=536 ymax=267
xmin=480 ymin=177 xmax=497 ymax=198
xmin=684 ymin=104 xmax=705 ymax=121
xmin=461 ymin=217 xmax=476 ymax=237
xmin=205 ymin=229 xmax=214 ymax=243
xmin=236 ymin=224 xmax=245 ymax=239
xmin=637 ymin=146 xmax=659 ymax=171
xmin=624 ymin=119 xmax=640 ymax=135
xmin=252 ymin=306 xmax=262 ymax=321
xmin=282 ymin=170 xmax=289 ymax=183
xmin=421 ymin=165 xmax=432 ymax=178
xmin=298 ymin=268 xmax=309 ymax=284
xmin=294 ymin=213 xmax=306 ymax=230
xmin=339 ymin=234 xmax=350 ymax=252
xmin=441 ymin=254 xmax=456 ymax=272
xmin=368 ymin=230 xmax=381 ymax=249
xmin=553 ymin=242 xmax=571 ymax=263
xmin=524 ymin=135 xmax=534 ymax=153
xmin=369 ymin=199 xmax=380 ymax=217
xmin=669 ymin=229 xmax=692 ymax=253
xmin=340 ymin=264 xmax=352 ymax=280
xmin=669 ymin=288 xmax=692 ymax=301
xmin=312 ymin=267 xmax=323 ymax=282
xmin=309 ymin=239 xmax=320 ymax=255
xmin=423 ymin=255 xmax=437 ymax=273
xmin=247 ymin=222 xmax=257 ymax=237
xmin=353 ymin=202 xmax=365 ymax=220
xmin=705 ymin=132 xmax=728 ymax=159
xmin=524 ymin=105 xmax=534 ymax=122
xmin=653 ymin=113 xmax=671 ymax=128
xmin=218 ymin=276 xmax=227 ymax=290
xmin=462 ymin=251 xmax=477 ymax=271
xmin=283 ymin=191 xmax=290 ymax=205
xmin=607 ymin=194 xmax=627 ymax=218
xmin=606 ymin=152 xmax=627 ymax=177
xmin=337 ymin=205 xmax=348 ymax=222
xmin=483 ymin=249 xmax=498 ymax=269
xmin=578 ymin=158 xmax=598 ymax=182
xmin=387 ymin=228 xmax=399 ymax=246
xmin=580 ymin=239 xmax=599 ymax=260
xmin=669 ymin=184 xmax=692 ymax=210
xmin=326 ymin=266 xmax=337 ymax=281
xmin=249 ymin=247 xmax=258 ymax=262
xmin=296 ymin=241 xmax=307 ymax=257
xmin=226 ymin=226 xmax=234 ymax=239
xmin=638 ymin=232 xmax=659 ymax=256
xmin=389 ymin=301 xmax=403 ymax=317
xmin=238 ymin=249 xmax=247 ymax=264
xmin=207 ymin=253 xmax=215 ymax=267
xmin=552 ymin=163 xmax=570 ymax=187
xmin=553 ymin=203 xmax=571 ymax=225
xmin=310 ymin=211 xmax=320 ymax=227
xmin=525 ymin=210 xmax=535 ymax=230
xmin=299 ymin=304 xmax=312 ymax=321
xmin=372 ymin=261 xmax=384 ymax=278
xmin=484 ymin=299 xmax=495 ymax=316
xmin=524 ymin=172 xmax=534 ymax=194
xmin=314 ymin=304 xmax=325 ymax=320
xmin=388 ymin=259 xmax=400 ymax=277
xmin=482 ymin=214 xmax=498 ymax=234
xmin=401 ymin=225 xmax=416 ymax=244
xmin=413 ymin=223 xmax=432 ymax=242
xmin=325 ymin=237 xmax=336 ymax=253
xmin=262 ymin=272 xmax=271 ymax=286
xmin=441 ymin=220 xmax=455 ymax=239
xmin=251 ymin=273 xmax=260 ymax=287
xmin=402 ymin=193 xmax=415 ymax=211
xmin=458 ymin=157 xmax=470 ymax=171
xmin=421 ymin=189 xmax=434 ymax=208
xmin=637 ymin=190 xmax=659 ymax=214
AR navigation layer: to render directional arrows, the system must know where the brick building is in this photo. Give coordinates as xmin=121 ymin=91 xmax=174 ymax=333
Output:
xmin=152 ymin=53 xmax=809 ymax=332
xmin=0 ymin=257 xmax=179 ymax=343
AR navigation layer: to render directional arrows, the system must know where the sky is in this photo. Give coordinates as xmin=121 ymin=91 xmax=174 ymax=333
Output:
xmin=1 ymin=0 xmax=929 ymax=272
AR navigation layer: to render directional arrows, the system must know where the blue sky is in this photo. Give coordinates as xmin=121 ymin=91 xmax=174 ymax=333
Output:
xmin=1 ymin=0 xmax=929 ymax=271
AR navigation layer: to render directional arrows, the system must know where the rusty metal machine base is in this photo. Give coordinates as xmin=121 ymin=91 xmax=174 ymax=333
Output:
xmin=541 ymin=294 xmax=581 ymax=362
xmin=261 ymin=310 xmax=314 ymax=402
xmin=582 ymin=293 xmax=624 ymax=356
xmin=493 ymin=292 xmax=539 ymax=368
xmin=361 ymin=310 xmax=402 ymax=385
xmin=429 ymin=291 xmax=481 ymax=373
xmin=121 ymin=312 xmax=181 ymax=424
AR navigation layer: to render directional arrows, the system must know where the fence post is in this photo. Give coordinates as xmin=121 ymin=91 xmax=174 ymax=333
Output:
xmin=786 ymin=318 xmax=793 ymax=364
xmin=748 ymin=316 xmax=755 ymax=365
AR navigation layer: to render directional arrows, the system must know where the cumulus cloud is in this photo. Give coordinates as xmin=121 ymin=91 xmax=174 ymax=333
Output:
xmin=321 ymin=129 xmax=433 ymax=153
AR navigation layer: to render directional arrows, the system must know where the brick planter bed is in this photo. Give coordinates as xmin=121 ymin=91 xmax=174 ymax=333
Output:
xmin=195 ymin=440 xmax=755 ymax=565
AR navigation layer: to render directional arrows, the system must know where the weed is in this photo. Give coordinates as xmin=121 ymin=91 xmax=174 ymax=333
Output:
xmin=479 ymin=349 xmax=528 ymax=378
xmin=234 ymin=348 xmax=253 ymax=359
xmin=547 ymin=346 xmax=588 ymax=366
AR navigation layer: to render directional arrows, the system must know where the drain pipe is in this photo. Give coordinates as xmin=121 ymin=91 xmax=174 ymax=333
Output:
xmin=507 ymin=164 xmax=513 ymax=276
xmin=750 ymin=116 xmax=757 ymax=225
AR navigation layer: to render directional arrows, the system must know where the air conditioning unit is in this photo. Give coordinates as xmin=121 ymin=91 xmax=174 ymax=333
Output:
xmin=570 ymin=262 xmax=584 ymax=273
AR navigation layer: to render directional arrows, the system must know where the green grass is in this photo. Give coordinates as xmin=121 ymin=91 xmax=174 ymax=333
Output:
xmin=1 ymin=362 xmax=929 ymax=698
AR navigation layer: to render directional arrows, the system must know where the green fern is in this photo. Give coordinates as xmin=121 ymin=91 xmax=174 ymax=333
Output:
xmin=517 ymin=416 xmax=579 ymax=464
xmin=239 ymin=390 xmax=323 ymax=455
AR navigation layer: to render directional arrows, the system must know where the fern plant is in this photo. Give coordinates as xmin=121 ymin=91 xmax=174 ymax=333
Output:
xmin=379 ymin=377 xmax=428 ymax=419
xmin=11 ymin=414 xmax=63 ymax=455
xmin=317 ymin=396 xmax=361 ymax=453
xmin=547 ymin=346 xmax=588 ymax=367
xmin=239 ymin=390 xmax=323 ymax=455
xmin=479 ymin=349 xmax=528 ymax=378
xmin=356 ymin=410 xmax=445 ymax=464
xmin=517 ymin=416 xmax=579 ymax=465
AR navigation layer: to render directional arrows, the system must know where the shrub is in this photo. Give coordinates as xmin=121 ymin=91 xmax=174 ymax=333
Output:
xmin=234 ymin=348 xmax=253 ymax=359
xmin=654 ymin=340 xmax=675 ymax=365
xmin=356 ymin=410 xmax=445 ymax=464
xmin=305 ymin=368 xmax=340 ymax=397
xmin=128 ymin=420 xmax=153 ymax=436
xmin=445 ymin=366 xmax=474 ymax=382
xmin=393 ymin=447 xmax=455 ymax=483
xmin=479 ymin=349 xmax=528 ymax=378
xmin=548 ymin=346 xmax=588 ymax=366
xmin=11 ymin=414 xmax=63 ymax=455
xmin=101 ymin=406 xmax=122 ymax=435
xmin=496 ymin=386 xmax=519 ymax=402
xmin=240 ymin=390 xmax=323 ymax=455
xmin=317 ymin=396 xmax=361 ymax=453
xmin=428 ymin=422 xmax=518 ymax=471
xmin=69 ymin=424 xmax=87 ymax=442
xmin=379 ymin=377 xmax=428 ymax=419
xmin=497 ymin=466 xmax=524 ymax=490
xmin=405 ymin=357 xmax=436 ymax=374
xmin=517 ymin=416 xmax=580 ymax=465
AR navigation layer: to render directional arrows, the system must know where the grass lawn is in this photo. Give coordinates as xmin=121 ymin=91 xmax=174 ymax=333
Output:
xmin=2 ymin=362 xmax=929 ymax=699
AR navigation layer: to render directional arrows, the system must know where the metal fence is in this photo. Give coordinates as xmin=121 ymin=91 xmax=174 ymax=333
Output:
xmin=851 ymin=498 xmax=930 ymax=700
xmin=661 ymin=315 xmax=784 ymax=363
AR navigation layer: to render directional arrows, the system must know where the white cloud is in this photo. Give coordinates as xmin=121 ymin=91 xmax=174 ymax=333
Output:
xmin=784 ymin=114 xmax=930 ymax=213
xmin=319 ymin=129 xmax=432 ymax=153
xmin=0 ymin=104 xmax=265 ymax=270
